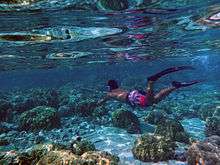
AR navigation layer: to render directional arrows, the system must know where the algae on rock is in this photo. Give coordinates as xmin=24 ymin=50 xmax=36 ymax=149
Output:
xmin=18 ymin=106 xmax=60 ymax=131
xmin=70 ymin=139 xmax=96 ymax=156
xmin=112 ymin=109 xmax=141 ymax=134
xmin=132 ymin=134 xmax=176 ymax=162
xmin=155 ymin=119 xmax=190 ymax=144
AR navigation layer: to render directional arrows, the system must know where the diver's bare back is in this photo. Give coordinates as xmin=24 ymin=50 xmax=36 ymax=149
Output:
xmin=107 ymin=88 xmax=128 ymax=102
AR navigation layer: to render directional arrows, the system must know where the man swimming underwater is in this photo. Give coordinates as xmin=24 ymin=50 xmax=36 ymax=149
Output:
xmin=97 ymin=66 xmax=200 ymax=108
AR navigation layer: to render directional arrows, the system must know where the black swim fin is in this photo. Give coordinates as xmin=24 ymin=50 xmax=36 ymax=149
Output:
xmin=172 ymin=80 xmax=201 ymax=88
xmin=147 ymin=66 xmax=195 ymax=81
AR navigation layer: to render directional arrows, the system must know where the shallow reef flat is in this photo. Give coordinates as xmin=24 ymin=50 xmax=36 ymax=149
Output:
xmin=0 ymin=0 xmax=220 ymax=164
xmin=0 ymin=83 xmax=219 ymax=164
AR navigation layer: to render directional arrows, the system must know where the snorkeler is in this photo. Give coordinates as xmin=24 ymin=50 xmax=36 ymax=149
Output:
xmin=97 ymin=66 xmax=200 ymax=108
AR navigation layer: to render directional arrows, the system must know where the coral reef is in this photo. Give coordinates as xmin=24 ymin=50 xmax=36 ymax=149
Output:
xmin=144 ymin=109 xmax=168 ymax=125
xmin=70 ymin=139 xmax=96 ymax=155
xmin=0 ymin=87 xmax=219 ymax=164
xmin=36 ymin=150 xmax=80 ymax=165
xmin=187 ymin=135 xmax=220 ymax=165
xmin=0 ymin=99 xmax=12 ymax=122
xmin=81 ymin=151 xmax=119 ymax=165
xmin=155 ymin=119 xmax=190 ymax=144
xmin=18 ymin=106 xmax=60 ymax=131
xmin=12 ymin=89 xmax=60 ymax=114
xmin=132 ymin=134 xmax=176 ymax=162
xmin=112 ymin=109 xmax=141 ymax=134
xmin=205 ymin=116 xmax=220 ymax=136
xmin=0 ymin=142 xmax=119 ymax=165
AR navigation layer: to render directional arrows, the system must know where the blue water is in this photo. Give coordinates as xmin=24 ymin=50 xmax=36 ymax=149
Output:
xmin=0 ymin=0 xmax=220 ymax=164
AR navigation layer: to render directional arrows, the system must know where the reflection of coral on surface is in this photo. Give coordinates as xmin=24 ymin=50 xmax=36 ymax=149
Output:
xmin=110 ymin=52 xmax=156 ymax=62
xmin=0 ymin=0 xmax=42 ymax=5
xmin=197 ymin=6 xmax=220 ymax=27
xmin=0 ymin=33 xmax=52 ymax=42
xmin=98 ymin=0 xmax=129 ymax=11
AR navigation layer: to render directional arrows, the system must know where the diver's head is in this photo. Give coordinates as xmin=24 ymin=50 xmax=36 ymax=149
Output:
xmin=107 ymin=80 xmax=119 ymax=91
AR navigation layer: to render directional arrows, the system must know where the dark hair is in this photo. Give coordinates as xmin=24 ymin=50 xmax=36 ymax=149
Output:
xmin=107 ymin=80 xmax=119 ymax=91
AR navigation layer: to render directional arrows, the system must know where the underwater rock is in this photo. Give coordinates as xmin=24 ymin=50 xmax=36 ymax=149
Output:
xmin=18 ymin=106 xmax=60 ymax=131
xmin=28 ymin=89 xmax=60 ymax=109
xmin=74 ymin=98 xmax=97 ymax=117
xmin=98 ymin=0 xmax=129 ymax=11
xmin=0 ymin=143 xmax=66 ymax=164
xmin=81 ymin=151 xmax=119 ymax=165
xmin=205 ymin=135 xmax=220 ymax=145
xmin=112 ymin=109 xmax=141 ymax=134
xmin=205 ymin=116 xmax=220 ymax=136
xmin=36 ymin=150 xmax=119 ymax=165
xmin=12 ymin=89 xmax=60 ymax=113
xmin=21 ymin=143 xmax=68 ymax=164
xmin=12 ymin=94 xmax=45 ymax=114
xmin=155 ymin=119 xmax=190 ymax=144
xmin=132 ymin=134 xmax=176 ymax=162
xmin=36 ymin=150 xmax=80 ymax=165
xmin=27 ymin=143 xmax=67 ymax=163
xmin=187 ymin=135 xmax=220 ymax=165
xmin=0 ymin=99 xmax=12 ymax=122
xmin=0 ymin=150 xmax=20 ymax=165
xmin=144 ymin=109 xmax=168 ymax=125
xmin=70 ymin=139 xmax=96 ymax=155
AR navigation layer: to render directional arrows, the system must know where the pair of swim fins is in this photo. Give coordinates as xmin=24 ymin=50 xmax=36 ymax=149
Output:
xmin=147 ymin=66 xmax=201 ymax=88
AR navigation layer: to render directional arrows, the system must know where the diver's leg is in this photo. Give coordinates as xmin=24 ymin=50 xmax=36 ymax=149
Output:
xmin=153 ymin=80 xmax=201 ymax=104
xmin=153 ymin=86 xmax=176 ymax=104
xmin=146 ymin=80 xmax=154 ymax=96
xmin=172 ymin=80 xmax=201 ymax=88
xmin=146 ymin=80 xmax=155 ymax=104
xmin=147 ymin=66 xmax=195 ymax=81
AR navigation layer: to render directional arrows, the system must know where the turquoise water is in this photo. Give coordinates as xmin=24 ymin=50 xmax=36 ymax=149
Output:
xmin=0 ymin=0 xmax=220 ymax=165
